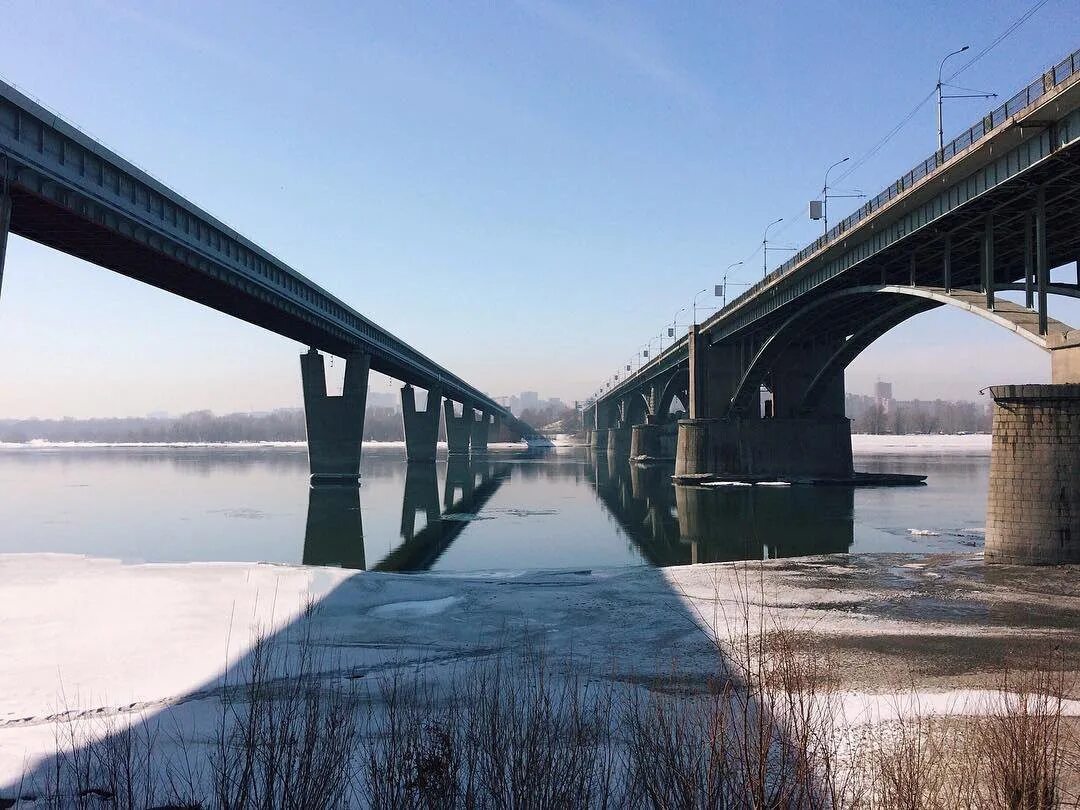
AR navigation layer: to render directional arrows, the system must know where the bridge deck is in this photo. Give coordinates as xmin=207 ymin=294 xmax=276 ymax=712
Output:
xmin=0 ymin=80 xmax=522 ymax=429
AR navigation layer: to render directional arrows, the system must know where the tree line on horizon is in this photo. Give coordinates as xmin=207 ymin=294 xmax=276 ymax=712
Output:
xmin=0 ymin=402 xmax=582 ymax=443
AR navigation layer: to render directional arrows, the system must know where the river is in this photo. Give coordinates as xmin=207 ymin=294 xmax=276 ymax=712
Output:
xmin=0 ymin=436 xmax=990 ymax=570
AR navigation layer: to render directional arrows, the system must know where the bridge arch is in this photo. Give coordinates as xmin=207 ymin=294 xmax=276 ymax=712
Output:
xmin=728 ymin=284 xmax=1079 ymax=416
xmin=657 ymin=368 xmax=690 ymax=422
xmin=622 ymin=391 xmax=650 ymax=427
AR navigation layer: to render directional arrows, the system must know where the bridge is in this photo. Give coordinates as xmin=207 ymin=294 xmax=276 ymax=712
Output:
xmin=585 ymin=46 xmax=1080 ymax=566
xmin=0 ymin=80 xmax=535 ymax=482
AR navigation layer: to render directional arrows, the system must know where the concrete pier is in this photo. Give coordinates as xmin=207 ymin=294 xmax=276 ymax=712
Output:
xmin=986 ymin=384 xmax=1080 ymax=565
xmin=300 ymin=348 xmax=369 ymax=484
xmin=401 ymin=385 xmax=441 ymax=463
xmin=606 ymin=427 xmax=632 ymax=459
xmin=443 ymin=401 xmax=473 ymax=455
xmin=629 ymin=423 xmax=666 ymax=462
xmin=675 ymin=417 xmax=852 ymax=480
xmin=471 ymin=413 xmax=492 ymax=454
xmin=590 ymin=427 xmax=609 ymax=451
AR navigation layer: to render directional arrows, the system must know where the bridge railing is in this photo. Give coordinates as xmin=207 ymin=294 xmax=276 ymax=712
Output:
xmin=733 ymin=46 xmax=1080 ymax=312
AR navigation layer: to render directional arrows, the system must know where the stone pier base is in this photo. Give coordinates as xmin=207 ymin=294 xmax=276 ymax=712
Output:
xmin=675 ymin=417 xmax=853 ymax=480
xmin=606 ymin=427 xmax=632 ymax=460
xmin=590 ymin=428 xmax=609 ymax=451
xmin=630 ymin=423 xmax=669 ymax=462
xmin=986 ymin=384 xmax=1080 ymax=565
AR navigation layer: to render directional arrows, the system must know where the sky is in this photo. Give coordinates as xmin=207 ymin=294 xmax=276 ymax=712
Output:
xmin=0 ymin=1 xmax=1077 ymax=418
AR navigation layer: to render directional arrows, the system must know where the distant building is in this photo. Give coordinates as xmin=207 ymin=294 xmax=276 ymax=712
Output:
xmin=520 ymin=391 xmax=539 ymax=411
xmin=874 ymin=380 xmax=894 ymax=415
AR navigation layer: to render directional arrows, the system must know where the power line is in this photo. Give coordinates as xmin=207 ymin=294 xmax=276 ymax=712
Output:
xmin=945 ymin=0 xmax=1054 ymax=82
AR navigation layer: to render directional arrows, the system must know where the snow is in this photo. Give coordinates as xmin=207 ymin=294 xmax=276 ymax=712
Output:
xmin=851 ymin=433 xmax=991 ymax=455
xmin=370 ymin=596 xmax=462 ymax=617
xmin=2 ymin=550 xmax=1078 ymax=797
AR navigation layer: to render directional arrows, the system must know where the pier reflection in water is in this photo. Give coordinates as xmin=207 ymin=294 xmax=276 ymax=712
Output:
xmin=584 ymin=450 xmax=853 ymax=567
xmin=303 ymin=456 xmax=513 ymax=572
xmin=302 ymin=449 xmax=854 ymax=573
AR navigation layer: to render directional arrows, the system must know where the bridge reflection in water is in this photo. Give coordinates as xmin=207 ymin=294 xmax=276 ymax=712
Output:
xmin=585 ymin=450 xmax=853 ymax=566
xmin=302 ymin=456 xmax=512 ymax=572
xmin=303 ymin=450 xmax=854 ymax=572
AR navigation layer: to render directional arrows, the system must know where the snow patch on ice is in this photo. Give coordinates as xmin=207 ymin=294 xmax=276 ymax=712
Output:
xmin=370 ymin=596 xmax=462 ymax=617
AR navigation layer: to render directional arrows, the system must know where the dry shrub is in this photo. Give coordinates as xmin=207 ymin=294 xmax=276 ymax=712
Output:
xmin=12 ymin=573 xmax=1080 ymax=809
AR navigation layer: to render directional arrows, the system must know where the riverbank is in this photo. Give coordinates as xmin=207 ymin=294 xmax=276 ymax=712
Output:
xmin=2 ymin=549 xmax=1078 ymax=798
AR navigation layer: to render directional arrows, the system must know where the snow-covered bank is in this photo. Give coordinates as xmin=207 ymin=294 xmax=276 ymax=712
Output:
xmin=0 ymin=439 xmax=529 ymax=451
xmin=2 ymin=551 xmax=1079 ymax=794
xmin=851 ymin=432 xmax=991 ymax=455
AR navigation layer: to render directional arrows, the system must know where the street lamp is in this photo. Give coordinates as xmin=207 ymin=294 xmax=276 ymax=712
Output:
xmin=937 ymin=46 xmax=968 ymax=151
xmin=691 ymin=288 xmax=711 ymax=326
xmin=822 ymin=156 xmax=848 ymax=235
xmin=722 ymin=261 xmax=743 ymax=308
xmin=936 ymin=46 xmax=996 ymax=152
xmin=762 ymin=217 xmax=784 ymax=278
xmin=668 ymin=306 xmax=686 ymax=339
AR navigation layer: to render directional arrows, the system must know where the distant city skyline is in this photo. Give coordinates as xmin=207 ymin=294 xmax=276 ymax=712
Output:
xmin=0 ymin=2 xmax=1075 ymax=418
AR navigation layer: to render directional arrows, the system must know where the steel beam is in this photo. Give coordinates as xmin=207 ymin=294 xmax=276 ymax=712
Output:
xmin=1025 ymin=211 xmax=1034 ymax=309
xmin=983 ymin=213 xmax=995 ymax=311
xmin=1036 ymin=188 xmax=1048 ymax=336
xmin=943 ymin=234 xmax=951 ymax=293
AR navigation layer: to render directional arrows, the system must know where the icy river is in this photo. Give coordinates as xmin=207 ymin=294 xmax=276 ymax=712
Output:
xmin=0 ymin=434 xmax=992 ymax=569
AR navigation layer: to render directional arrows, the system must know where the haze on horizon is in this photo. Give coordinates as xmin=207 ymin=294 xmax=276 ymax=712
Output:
xmin=0 ymin=1 xmax=1077 ymax=419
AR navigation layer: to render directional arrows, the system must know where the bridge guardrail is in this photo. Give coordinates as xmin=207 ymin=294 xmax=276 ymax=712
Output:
xmin=737 ymin=47 xmax=1080 ymax=312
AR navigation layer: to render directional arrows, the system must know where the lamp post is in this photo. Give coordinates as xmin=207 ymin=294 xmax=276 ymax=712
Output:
xmin=691 ymin=289 xmax=708 ymax=326
xmin=822 ymin=156 xmax=849 ymax=235
xmin=762 ymin=217 xmax=784 ymax=278
xmin=937 ymin=46 xmax=969 ymax=152
xmin=668 ymin=306 xmax=686 ymax=340
xmin=722 ymin=261 xmax=743 ymax=308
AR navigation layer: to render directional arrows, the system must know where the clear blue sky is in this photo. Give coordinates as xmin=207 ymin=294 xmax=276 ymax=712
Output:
xmin=0 ymin=1 xmax=1076 ymax=417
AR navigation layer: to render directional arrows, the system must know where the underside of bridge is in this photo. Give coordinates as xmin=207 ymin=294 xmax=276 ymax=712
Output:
xmin=586 ymin=53 xmax=1080 ymax=564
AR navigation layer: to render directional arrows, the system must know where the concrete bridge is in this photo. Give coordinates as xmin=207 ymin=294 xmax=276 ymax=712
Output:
xmin=586 ymin=47 xmax=1080 ymax=565
xmin=0 ymin=80 xmax=534 ymax=482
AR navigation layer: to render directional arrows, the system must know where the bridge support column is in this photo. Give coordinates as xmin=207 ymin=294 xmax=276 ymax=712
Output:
xmin=676 ymin=417 xmax=852 ymax=480
xmin=0 ymin=193 xmax=10 ymax=299
xmin=443 ymin=401 xmax=473 ymax=455
xmin=301 ymin=348 xmax=369 ymax=484
xmin=471 ymin=412 xmax=493 ymax=454
xmin=986 ymin=385 xmax=1080 ymax=565
xmin=590 ymin=426 xmax=609 ymax=450
xmin=606 ymin=426 xmax=632 ymax=459
xmin=630 ymin=422 xmax=667 ymax=462
xmin=401 ymin=385 xmax=441 ymax=463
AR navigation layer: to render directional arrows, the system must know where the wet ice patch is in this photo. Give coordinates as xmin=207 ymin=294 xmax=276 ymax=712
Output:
xmin=370 ymin=596 xmax=462 ymax=617
xmin=440 ymin=513 xmax=493 ymax=522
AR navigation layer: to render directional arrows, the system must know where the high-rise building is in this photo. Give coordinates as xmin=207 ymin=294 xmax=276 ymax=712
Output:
xmin=874 ymin=380 xmax=894 ymax=415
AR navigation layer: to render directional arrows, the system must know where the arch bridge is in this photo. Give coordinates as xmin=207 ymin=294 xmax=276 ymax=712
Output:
xmin=586 ymin=47 xmax=1080 ymax=564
